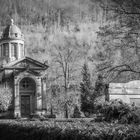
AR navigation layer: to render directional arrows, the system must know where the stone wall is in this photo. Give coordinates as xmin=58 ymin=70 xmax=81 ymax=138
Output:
xmin=109 ymin=80 xmax=140 ymax=106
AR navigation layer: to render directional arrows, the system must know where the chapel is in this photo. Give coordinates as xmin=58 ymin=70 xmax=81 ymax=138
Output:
xmin=0 ymin=19 xmax=48 ymax=118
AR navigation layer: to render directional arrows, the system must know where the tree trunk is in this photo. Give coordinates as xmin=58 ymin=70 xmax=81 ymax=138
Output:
xmin=64 ymin=72 xmax=68 ymax=118
xmin=64 ymin=102 xmax=68 ymax=118
xmin=105 ymin=84 xmax=109 ymax=101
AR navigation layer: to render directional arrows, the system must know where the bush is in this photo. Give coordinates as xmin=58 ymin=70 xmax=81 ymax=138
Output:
xmin=96 ymin=99 xmax=140 ymax=124
xmin=0 ymin=88 xmax=12 ymax=112
xmin=72 ymin=106 xmax=81 ymax=118
xmin=0 ymin=120 xmax=140 ymax=140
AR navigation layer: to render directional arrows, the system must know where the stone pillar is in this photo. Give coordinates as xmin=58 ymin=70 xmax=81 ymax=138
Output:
xmin=14 ymin=77 xmax=21 ymax=118
xmin=36 ymin=77 xmax=42 ymax=114
xmin=42 ymin=78 xmax=47 ymax=110
xmin=9 ymin=43 xmax=11 ymax=59
xmin=17 ymin=43 xmax=19 ymax=59
xmin=1 ymin=44 xmax=3 ymax=57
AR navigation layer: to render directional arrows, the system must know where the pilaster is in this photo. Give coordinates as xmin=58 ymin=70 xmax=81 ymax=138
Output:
xmin=42 ymin=78 xmax=47 ymax=110
xmin=36 ymin=77 xmax=42 ymax=111
xmin=14 ymin=77 xmax=21 ymax=118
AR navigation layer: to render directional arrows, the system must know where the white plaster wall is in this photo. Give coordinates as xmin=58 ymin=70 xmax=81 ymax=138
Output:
xmin=110 ymin=95 xmax=140 ymax=104
xmin=110 ymin=95 xmax=130 ymax=104
xmin=109 ymin=80 xmax=140 ymax=105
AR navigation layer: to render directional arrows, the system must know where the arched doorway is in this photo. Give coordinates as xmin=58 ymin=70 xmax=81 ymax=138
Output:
xmin=19 ymin=77 xmax=36 ymax=117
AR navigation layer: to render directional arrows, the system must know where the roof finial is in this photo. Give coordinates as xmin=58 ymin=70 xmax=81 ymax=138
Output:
xmin=10 ymin=19 xmax=14 ymax=25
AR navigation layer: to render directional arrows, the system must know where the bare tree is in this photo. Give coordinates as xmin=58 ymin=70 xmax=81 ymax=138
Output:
xmin=50 ymin=37 xmax=82 ymax=118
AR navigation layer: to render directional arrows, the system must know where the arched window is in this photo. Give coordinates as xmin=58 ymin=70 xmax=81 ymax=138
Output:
xmin=22 ymin=79 xmax=30 ymax=89
xmin=20 ymin=77 xmax=35 ymax=91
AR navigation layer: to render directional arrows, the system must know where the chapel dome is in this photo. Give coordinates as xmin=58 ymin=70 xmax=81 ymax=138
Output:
xmin=1 ymin=19 xmax=24 ymax=41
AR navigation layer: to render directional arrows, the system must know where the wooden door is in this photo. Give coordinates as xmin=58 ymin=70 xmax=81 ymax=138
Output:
xmin=21 ymin=95 xmax=30 ymax=117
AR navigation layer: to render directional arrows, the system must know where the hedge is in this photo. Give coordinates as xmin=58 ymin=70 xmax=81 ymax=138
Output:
xmin=0 ymin=119 xmax=140 ymax=140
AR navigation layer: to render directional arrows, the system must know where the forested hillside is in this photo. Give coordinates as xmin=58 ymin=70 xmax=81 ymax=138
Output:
xmin=0 ymin=0 xmax=103 ymax=26
xmin=0 ymin=0 xmax=140 ymax=86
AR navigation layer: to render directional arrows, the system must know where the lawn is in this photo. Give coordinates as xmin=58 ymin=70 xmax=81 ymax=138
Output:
xmin=0 ymin=119 xmax=140 ymax=140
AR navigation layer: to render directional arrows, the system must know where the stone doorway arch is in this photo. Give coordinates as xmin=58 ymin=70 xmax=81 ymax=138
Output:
xmin=19 ymin=77 xmax=36 ymax=117
xmin=14 ymin=73 xmax=42 ymax=118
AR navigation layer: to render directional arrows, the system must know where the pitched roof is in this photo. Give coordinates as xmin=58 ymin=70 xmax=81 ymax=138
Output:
xmin=1 ymin=57 xmax=48 ymax=70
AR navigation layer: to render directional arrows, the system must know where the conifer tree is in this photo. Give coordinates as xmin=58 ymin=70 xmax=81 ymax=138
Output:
xmin=80 ymin=63 xmax=94 ymax=114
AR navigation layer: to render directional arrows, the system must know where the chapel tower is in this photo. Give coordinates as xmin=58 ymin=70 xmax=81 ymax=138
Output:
xmin=0 ymin=19 xmax=25 ymax=64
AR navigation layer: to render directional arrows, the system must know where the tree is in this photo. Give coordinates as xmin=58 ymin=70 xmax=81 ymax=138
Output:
xmin=80 ymin=63 xmax=94 ymax=115
xmin=94 ymin=74 xmax=109 ymax=101
xmin=0 ymin=87 xmax=12 ymax=112
xmin=89 ymin=0 xmax=140 ymax=83
xmin=50 ymin=36 xmax=82 ymax=118
xmin=72 ymin=105 xmax=81 ymax=118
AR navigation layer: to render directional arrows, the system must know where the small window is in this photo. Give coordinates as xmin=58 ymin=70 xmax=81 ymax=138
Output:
xmin=15 ymin=33 xmax=18 ymax=37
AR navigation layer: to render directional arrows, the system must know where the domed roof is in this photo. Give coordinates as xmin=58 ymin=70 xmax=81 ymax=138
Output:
xmin=0 ymin=19 xmax=24 ymax=41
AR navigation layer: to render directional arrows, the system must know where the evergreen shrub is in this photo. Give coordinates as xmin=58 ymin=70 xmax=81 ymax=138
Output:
xmin=96 ymin=99 xmax=140 ymax=124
